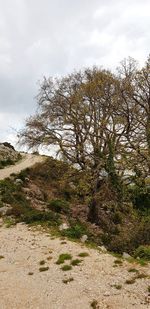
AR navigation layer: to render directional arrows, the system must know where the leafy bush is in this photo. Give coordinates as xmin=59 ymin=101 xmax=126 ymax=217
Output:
xmin=134 ymin=246 xmax=150 ymax=260
xmin=61 ymin=222 xmax=88 ymax=239
xmin=130 ymin=185 xmax=150 ymax=211
xmin=48 ymin=199 xmax=70 ymax=214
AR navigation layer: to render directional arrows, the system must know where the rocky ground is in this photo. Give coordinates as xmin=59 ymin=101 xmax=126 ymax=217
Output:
xmin=0 ymin=153 xmax=45 ymax=180
xmin=0 ymin=222 xmax=149 ymax=309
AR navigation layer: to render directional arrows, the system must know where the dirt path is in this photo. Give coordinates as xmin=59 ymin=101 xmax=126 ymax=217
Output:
xmin=0 ymin=154 xmax=44 ymax=180
xmin=0 ymin=223 xmax=149 ymax=309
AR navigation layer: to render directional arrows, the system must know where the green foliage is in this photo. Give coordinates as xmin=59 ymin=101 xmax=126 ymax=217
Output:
xmin=61 ymin=222 xmax=88 ymax=239
xmin=48 ymin=199 xmax=70 ymax=214
xmin=56 ymin=253 xmax=72 ymax=265
xmin=134 ymin=246 xmax=150 ymax=261
xmin=129 ymin=185 xmax=150 ymax=211
xmin=71 ymin=259 xmax=82 ymax=266
xmin=61 ymin=265 xmax=72 ymax=271
xmin=0 ymin=158 xmax=15 ymax=169
xmin=78 ymin=252 xmax=89 ymax=257
xmin=39 ymin=266 xmax=49 ymax=272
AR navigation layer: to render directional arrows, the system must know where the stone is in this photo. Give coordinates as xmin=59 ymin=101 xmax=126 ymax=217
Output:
xmin=122 ymin=252 xmax=131 ymax=259
xmin=98 ymin=245 xmax=107 ymax=253
xmin=15 ymin=178 xmax=23 ymax=185
xmin=59 ymin=223 xmax=69 ymax=231
xmin=80 ymin=234 xmax=88 ymax=243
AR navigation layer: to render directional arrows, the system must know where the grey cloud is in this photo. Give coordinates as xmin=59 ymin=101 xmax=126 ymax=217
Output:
xmin=0 ymin=0 xmax=150 ymax=146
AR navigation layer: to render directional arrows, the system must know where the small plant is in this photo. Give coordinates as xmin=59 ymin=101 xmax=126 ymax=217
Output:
xmin=128 ymin=268 xmax=139 ymax=273
xmin=48 ymin=199 xmax=70 ymax=214
xmin=71 ymin=259 xmax=82 ymax=266
xmin=28 ymin=272 xmax=34 ymax=275
xmin=56 ymin=253 xmax=72 ymax=265
xmin=90 ymin=299 xmax=99 ymax=308
xmin=114 ymin=259 xmax=123 ymax=265
xmin=39 ymin=260 xmax=46 ymax=265
xmin=61 ymin=265 xmax=72 ymax=271
xmin=62 ymin=277 xmax=74 ymax=284
xmin=47 ymin=256 xmax=52 ymax=261
xmin=112 ymin=284 xmax=122 ymax=290
xmin=135 ymin=273 xmax=148 ymax=279
xmin=125 ymin=278 xmax=136 ymax=284
xmin=39 ymin=266 xmax=49 ymax=272
xmin=134 ymin=246 xmax=150 ymax=261
xmin=0 ymin=255 xmax=4 ymax=259
xmin=78 ymin=252 xmax=89 ymax=257
xmin=148 ymin=286 xmax=150 ymax=293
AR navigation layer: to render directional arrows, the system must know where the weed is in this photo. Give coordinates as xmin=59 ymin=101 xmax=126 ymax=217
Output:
xmin=39 ymin=260 xmax=46 ymax=265
xmin=134 ymin=246 xmax=150 ymax=261
xmin=114 ymin=259 xmax=123 ymax=265
xmin=90 ymin=299 xmax=99 ymax=308
xmin=112 ymin=284 xmax=122 ymax=290
xmin=62 ymin=277 xmax=74 ymax=284
xmin=61 ymin=265 xmax=72 ymax=271
xmin=128 ymin=268 xmax=139 ymax=273
xmin=39 ymin=266 xmax=49 ymax=272
xmin=71 ymin=259 xmax=82 ymax=266
xmin=28 ymin=272 xmax=34 ymax=275
xmin=148 ymin=286 xmax=150 ymax=293
xmin=135 ymin=273 xmax=148 ymax=279
xmin=0 ymin=255 xmax=4 ymax=259
xmin=56 ymin=253 xmax=72 ymax=265
xmin=125 ymin=278 xmax=136 ymax=284
xmin=78 ymin=252 xmax=89 ymax=257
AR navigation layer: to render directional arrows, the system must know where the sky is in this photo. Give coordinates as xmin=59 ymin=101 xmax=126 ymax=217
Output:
xmin=0 ymin=0 xmax=150 ymax=149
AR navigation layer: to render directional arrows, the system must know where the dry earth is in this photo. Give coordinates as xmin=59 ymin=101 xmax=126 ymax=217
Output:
xmin=0 ymin=153 xmax=45 ymax=180
xmin=0 ymin=222 xmax=150 ymax=309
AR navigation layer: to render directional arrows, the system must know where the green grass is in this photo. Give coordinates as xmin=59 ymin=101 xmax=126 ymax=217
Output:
xmin=78 ymin=252 xmax=89 ymax=257
xmin=62 ymin=277 xmax=74 ymax=284
xmin=128 ymin=268 xmax=139 ymax=273
xmin=39 ymin=266 xmax=49 ymax=272
xmin=125 ymin=278 xmax=136 ymax=284
xmin=56 ymin=253 xmax=72 ymax=265
xmin=39 ymin=260 xmax=46 ymax=265
xmin=61 ymin=265 xmax=72 ymax=271
xmin=71 ymin=259 xmax=82 ymax=266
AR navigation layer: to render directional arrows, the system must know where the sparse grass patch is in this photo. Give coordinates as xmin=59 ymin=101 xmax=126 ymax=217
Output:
xmin=128 ymin=268 xmax=139 ymax=273
xmin=47 ymin=256 xmax=52 ymax=261
xmin=56 ymin=253 xmax=72 ymax=265
xmin=112 ymin=284 xmax=122 ymax=290
xmin=125 ymin=278 xmax=136 ymax=284
xmin=39 ymin=266 xmax=49 ymax=272
xmin=114 ymin=259 xmax=123 ymax=265
xmin=62 ymin=277 xmax=74 ymax=284
xmin=90 ymin=299 xmax=99 ymax=308
xmin=78 ymin=252 xmax=89 ymax=257
xmin=39 ymin=260 xmax=46 ymax=265
xmin=134 ymin=273 xmax=148 ymax=279
xmin=61 ymin=265 xmax=72 ymax=271
xmin=28 ymin=272 xmax=34 ymax=275
xmin=134 ymin=246 xmax=150 ymax=261
xmin=71 ymin=259 xmax=82 ymax=266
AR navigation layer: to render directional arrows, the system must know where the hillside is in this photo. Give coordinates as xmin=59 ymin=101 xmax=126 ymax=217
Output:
xmin=0 ymin=156 xmax=150 ymax=308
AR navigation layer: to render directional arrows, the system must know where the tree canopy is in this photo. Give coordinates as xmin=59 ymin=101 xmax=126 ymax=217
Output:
xmin=20 ymin=56 xmax=150 ymax=186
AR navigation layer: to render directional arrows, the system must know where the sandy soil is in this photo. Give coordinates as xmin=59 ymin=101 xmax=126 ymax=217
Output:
xmin=0 ymin=223 xmax=149 ymax=309
xmin=0 ymin=154 xmax=44 ymax=180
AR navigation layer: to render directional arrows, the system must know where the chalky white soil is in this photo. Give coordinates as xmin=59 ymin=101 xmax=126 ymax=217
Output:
xmin=0 ymin=223 xmax=149 ymax=309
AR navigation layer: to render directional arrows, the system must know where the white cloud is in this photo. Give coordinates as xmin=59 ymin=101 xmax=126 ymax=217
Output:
xmin=0 ymin=0 xmax=150 ymax=146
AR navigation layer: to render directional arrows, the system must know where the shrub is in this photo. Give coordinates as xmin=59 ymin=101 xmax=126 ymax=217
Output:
xmin=61 ymin=265 xmax=72 ymax=271
xmin=71 ymin=259 xmax=82 ymax=266
xmin=56 ymin=253 xmax=72 ymax=264
xmin=48 ymin=199 xmax=70 ymax=214
xmin=134 ymin=246 xmax=150 ymax=261
xmin=61 ymin=222 xmax=88 ymax=239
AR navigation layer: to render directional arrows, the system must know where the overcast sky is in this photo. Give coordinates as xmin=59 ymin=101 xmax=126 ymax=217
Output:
xmin=0 ymin=0 xmax=150 ymax=148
